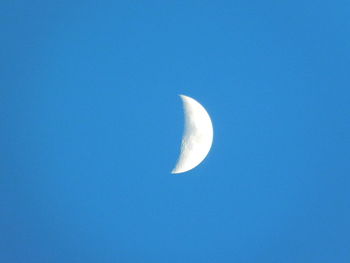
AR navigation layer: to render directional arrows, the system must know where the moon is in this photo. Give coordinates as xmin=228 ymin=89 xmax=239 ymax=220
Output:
xmin=172 ymin=95 xmax=214 ymax=174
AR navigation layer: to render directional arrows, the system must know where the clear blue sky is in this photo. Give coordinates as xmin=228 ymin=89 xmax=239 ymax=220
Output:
xmin=1 ymin=1 xmax=349 ymax=262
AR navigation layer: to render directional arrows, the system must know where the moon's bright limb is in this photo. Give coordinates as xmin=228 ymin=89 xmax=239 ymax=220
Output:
xmin=172 ymin=95 xmax=214 ymax=174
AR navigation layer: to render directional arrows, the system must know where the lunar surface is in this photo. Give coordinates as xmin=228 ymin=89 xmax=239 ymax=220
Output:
xmin=172 ymin=95 xmax=214 ymax=174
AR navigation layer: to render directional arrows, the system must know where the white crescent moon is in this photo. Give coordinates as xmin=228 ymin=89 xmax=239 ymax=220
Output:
xmin=172 ymin=95 xmax=214 ymax=174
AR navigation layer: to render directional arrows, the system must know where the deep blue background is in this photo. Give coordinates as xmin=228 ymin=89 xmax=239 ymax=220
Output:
xmin=1 ymin=1 xmax=349 ymax=262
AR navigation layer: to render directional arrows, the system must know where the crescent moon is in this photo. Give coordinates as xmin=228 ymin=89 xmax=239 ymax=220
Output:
xmin=172 ymin=95 xmax=214 ymax=174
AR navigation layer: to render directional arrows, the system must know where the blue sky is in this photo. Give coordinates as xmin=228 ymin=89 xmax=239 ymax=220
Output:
xmin=1 ymin=1 xmax=349 ymax=262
